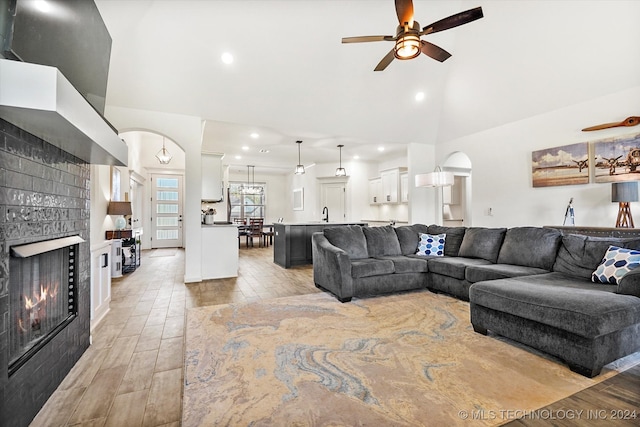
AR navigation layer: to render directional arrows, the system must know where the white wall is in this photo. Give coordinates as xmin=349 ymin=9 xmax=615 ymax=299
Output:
xmin=436 ymin=86 xmax=640 ymax=228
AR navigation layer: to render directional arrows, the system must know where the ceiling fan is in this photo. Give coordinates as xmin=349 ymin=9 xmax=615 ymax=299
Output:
xmin=342 ymin=0 xmax=484 ymax=71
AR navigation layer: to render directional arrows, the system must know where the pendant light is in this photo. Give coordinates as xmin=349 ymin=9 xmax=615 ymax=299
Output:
xmin=241 ymin=165 xmax=263 ymax=195
xmin=156 ymin=137 xmax=172 ymax=164
xmin=295 ymin=140 xmax=305 ymax=175
xmin=335 ymin=144 xmax=346 ymax=176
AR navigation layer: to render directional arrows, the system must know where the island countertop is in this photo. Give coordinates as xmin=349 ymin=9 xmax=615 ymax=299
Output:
xmin=273 ymin=222 xmax=367 ymax=268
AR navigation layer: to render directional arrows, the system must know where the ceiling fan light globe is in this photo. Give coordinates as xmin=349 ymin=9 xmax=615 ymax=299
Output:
xmin=394 ymin=34 xmax=421 ymax=60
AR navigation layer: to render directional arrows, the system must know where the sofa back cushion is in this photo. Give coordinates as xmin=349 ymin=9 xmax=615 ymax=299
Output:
xmin=553 ymin=234 xmax=640 ymax=280
xmin=458 ymin=227 xmax=507 ymax=263
xmin=395 ymin=225 xmax=420 ymax=255
xmin=324 ymin=225 xmax=369 ymax=259
xmin=428 ymin=225 xmax=466 ymax=256
xmin=497 ymin=227 xmax=562 ymax=270
xmin=363 ymin=225 xmax=402 ymax=257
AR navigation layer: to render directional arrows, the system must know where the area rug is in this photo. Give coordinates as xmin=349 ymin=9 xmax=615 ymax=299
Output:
xmin=149 ymin=248 xmax=177 ymax=257
xmin=183 ymin=290 xmax=638 ymax=426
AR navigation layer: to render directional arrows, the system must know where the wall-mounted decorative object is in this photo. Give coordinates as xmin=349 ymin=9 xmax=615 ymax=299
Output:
xmin=582 ymin=116 xmax=640 ymax=132
xmin=531 ymin=142 xmax=589 ymax=187
xmin=593 ymin=132 xmax=640 ymax=183
xmin=293 ymin=188 xmax=304 ymax=211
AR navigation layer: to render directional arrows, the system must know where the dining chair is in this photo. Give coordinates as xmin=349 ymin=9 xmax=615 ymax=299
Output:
xmin=246 ymin=218 xmax=264 ymax=247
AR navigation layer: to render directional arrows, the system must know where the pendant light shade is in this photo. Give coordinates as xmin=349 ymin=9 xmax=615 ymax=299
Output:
xmin=295 ymin=140 xmax=305 ymax=175
xmin=335 ymin=144 xmax=346 ymax=176
xmin=156 ymin=137 xmax=172 ymax=164
xmin=415 ymin=166 xmax=454 ymax=187
xmin=240 ymin=165 xmax=263 ymax=195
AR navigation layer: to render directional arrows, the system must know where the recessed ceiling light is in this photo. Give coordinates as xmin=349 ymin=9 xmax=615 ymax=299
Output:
xmin=259 ymin=149 xmax=270 ymax=153
xmin=415 ymin=91 xmax=425 ymax=102
xmin=353 ymin=155 xmax=360 ymax=160
xmin=378 ymin=146 xmax=385 ymax=152
xmin=250 ymin=132 xmax=259 ymax=139
xmin=235 ymin=155 xmax=242 ymax=160
xmin=242 ymin=146 xmax=249 ymax=151
xmin=221 ymin=52 xmax=234 ymax=64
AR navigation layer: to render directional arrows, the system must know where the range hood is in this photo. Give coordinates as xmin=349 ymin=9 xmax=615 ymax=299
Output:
xmin=0 ymin=59 xmax=127 ymax=166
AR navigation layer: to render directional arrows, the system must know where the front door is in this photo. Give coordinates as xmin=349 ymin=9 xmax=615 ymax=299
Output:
xmin=151 ymin=174 xmax=184 ymax=248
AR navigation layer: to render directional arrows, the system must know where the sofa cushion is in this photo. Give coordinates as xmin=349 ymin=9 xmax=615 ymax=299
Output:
xmin=362 ymin=225 xmax=402 ymax=257
xmin=497 ymin=227 xmax=562 ymax=270
xmin=395 ymin=226 xmax=420 ymax=255
xmin=416 ymin=233 xmax=446 ymax=256
xmin=428 ymin=257 xmax=492 ymax=280
xmin=592 ymin=246 xmax=640 ymax=285
xmin=428 ymin=225 xmax=466 ymax=256
xmin=470 ymin=273 xmax=640 ymax=338
xmin=351 ymin=258 xmax=395 ymax=278
xmin=458 ymin=227 xmax=507 ymax=263
xmin=465 ymin=264 xmax=549 ymax=283
xmin=377 ymin=256 xmax=429 ymax=274
xmin=553 ymin=234 xmax=640 ymax=280
xmin=324 ymin=225 xmax=368 ymax=260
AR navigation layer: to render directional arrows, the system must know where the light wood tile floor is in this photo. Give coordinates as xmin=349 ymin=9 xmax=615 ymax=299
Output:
xmin=30 ymin=244 xmax=318 ymax=427
xmin=29 ymin=244 xmax=640 ymax=426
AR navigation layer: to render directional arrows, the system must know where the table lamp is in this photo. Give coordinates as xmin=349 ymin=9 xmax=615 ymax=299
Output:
xmin=612 ymin=182 xmax=638 ymax=228
xmin=107 ymin=201 xmax=132 ymax=230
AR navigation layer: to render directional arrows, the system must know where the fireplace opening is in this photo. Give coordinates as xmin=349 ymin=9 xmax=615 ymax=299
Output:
xmin=8 ymin=236 xmax=84 ymax=375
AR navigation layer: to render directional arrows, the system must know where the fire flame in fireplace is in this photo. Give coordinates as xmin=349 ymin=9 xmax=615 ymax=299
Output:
xmin=19 ymin=282 xmax=60 ymax=333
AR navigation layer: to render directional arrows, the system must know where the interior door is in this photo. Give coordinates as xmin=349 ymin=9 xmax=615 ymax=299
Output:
xmin=321 ymin=182 xmax=346 ymax=222
xmin=151 ymin=174 xmax=184 ymax=248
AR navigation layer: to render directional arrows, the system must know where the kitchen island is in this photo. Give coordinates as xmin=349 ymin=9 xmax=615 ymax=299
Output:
xmin=273 ymin=222 xmax=367 ymax=268
xmin=201 ymin=223 xmax=238 ymax=279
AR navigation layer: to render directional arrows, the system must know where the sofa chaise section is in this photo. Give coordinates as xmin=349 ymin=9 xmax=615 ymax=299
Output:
xmin=469 ymin=233 xmax=640 ymax=377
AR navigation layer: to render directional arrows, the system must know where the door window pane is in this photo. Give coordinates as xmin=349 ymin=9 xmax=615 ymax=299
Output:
xmin=157 ymin=191 xmax=178 ymax=201
xmin=157 ymin=217 xmax=179 ymax=227
xmin=157 ymin=230 xmax=179 ymax=240
xmin=157 ymin=204 xmax=179 ymax=214
xmin=157 ymin=178 xmax=179 ymax=188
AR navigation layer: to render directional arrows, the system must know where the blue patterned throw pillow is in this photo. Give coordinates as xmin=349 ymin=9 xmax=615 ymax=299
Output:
xmin=592 ymin=246 xmax=640 ymax=285
xmin=416 ymin=233 xmax=446 ymax=256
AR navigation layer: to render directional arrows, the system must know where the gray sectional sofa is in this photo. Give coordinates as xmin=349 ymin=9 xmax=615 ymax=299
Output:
xmin=311 ymin=224 xmax=640 ymax=377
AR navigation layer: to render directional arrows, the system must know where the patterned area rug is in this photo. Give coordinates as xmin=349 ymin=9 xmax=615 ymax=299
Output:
xmin=183 ymin=290 xmax=637 ymax=426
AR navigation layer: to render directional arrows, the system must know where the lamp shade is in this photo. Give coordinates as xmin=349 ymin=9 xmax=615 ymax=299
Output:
xmin=107 ymin=201 xmax=132 ymax=216
xmin=415 ymin=171 xmax=454 ymax=187
xmin=611 ymin=182 xmax=639 ymax=203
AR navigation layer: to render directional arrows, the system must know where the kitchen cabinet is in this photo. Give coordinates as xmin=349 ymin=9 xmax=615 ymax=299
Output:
xmin=202 ymin=153 xmax=223 ymax=202
xmin=368 ymin=178 xmax=381 ymax=205
xmin=90 ymin=241 xmax=111 ymax=330
xmin=400 ymin=172 xmax=408 ymax=203
xmin=201 ymin=224 xmax=238 ymax=279
xmin=380 ymin=169 xmax=400 ymax=203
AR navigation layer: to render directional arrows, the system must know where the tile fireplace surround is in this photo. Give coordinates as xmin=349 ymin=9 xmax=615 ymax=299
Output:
xmin=0 ymin=118 xmax=91 ymax=427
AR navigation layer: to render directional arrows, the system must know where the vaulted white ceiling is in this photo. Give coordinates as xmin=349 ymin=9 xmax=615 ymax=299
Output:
xmin=95 ymin=0 xmax=640 ymax=171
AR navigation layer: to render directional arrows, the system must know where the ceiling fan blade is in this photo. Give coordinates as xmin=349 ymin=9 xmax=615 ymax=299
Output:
xmin=395 ymin=0 xmax=414 ymax=25
xmin=342 ymin=35 xmax=395 ymax=44
xmin=420 ymin=40 xmax=451 ymax=62
xmin=374 ymin=48 xmax=396 ymax=71
xmin=422 ymin=6 xmax=484 ymax=35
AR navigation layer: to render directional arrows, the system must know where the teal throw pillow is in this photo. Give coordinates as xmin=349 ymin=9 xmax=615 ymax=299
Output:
xmin=416 ymin=233 xmax=446 ymax=257
xmin=592 ymin=245 xmax=640 ymax=285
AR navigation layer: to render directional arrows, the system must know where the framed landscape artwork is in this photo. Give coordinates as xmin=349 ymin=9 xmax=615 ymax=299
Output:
xmin=531 ymin=142 xmax=589 ymax=187
xmin=593 ymin=132 xmax=640 ymax=183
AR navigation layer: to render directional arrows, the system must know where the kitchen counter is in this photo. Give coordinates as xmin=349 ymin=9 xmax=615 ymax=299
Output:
xmin=201 ymin=224 xmax=238 ymax=279
xmin=273 ymin=222 xmax=367 ymax=268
